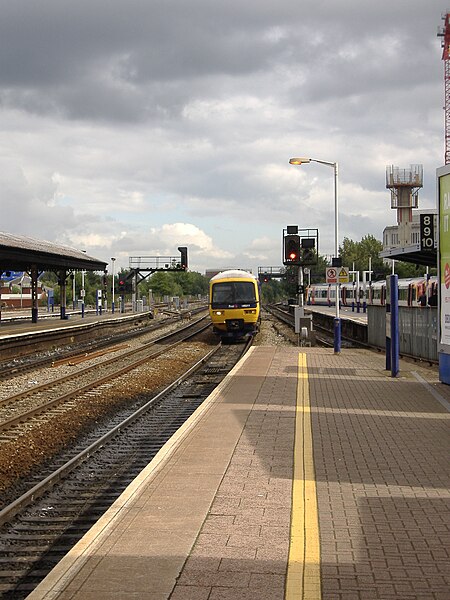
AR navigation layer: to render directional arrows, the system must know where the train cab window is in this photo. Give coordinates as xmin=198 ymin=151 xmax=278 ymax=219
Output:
xmin=234 ymin=282 xmax=256 ymax=303
xmin=212 ymin=281 xmax=256 ymax=308
xmin=212 ymin=283 xmax=234 ymax=305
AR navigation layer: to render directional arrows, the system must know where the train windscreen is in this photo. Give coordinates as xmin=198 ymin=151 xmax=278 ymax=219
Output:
xmin=211 ymin=281 xmax=257 ymax=308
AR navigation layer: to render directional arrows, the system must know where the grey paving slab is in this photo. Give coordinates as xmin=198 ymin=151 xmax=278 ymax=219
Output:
xmin=305 ymin=347 xmax=450 ymax=600
xmin=27 ymin=346 xmax=450 ymax=600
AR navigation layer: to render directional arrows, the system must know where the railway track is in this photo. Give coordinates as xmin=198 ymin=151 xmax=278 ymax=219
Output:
xmin=0 ymin=306 xmax=207 ymax=380
xmin=0 ymin=317 xmax=209 ymax=439
xmin=0 ymin=333 xmax=251 ymax=598
xmin=265 ymin=303 xmax=361 ymax=348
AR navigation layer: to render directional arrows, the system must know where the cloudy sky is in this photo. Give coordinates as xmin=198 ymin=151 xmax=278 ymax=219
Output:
xmin=0 ymin=1 xmax=447 ymax=275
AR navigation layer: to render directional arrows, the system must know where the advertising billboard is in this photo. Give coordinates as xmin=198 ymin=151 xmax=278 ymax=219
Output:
xmin=437 ymin=164 xmax=450 ymax=383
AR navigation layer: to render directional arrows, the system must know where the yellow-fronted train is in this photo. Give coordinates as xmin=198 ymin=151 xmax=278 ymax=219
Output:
xmin=209 ymin=269 xmax=261 ymax=340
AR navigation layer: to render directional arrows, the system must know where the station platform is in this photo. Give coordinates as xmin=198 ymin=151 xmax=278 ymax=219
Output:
xmin=0 ymin=308 xmax=152 ymax=339
xmin=306 ymin=304 xmax=368 ymax=324
xmin=0 ymin=309 xmax=155 ymax=362
xmin=28 ymin=346 xmax=450 ymax=600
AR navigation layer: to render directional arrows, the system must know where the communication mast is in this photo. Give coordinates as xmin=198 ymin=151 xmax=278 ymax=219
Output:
xmin=386 ymin=165 xmax=423 ymax=247
xmin=438 ymin=12 xmax=450 ymax=164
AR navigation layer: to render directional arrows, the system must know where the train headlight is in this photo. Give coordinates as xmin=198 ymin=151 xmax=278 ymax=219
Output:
xmin=214 ymin=310 xmax=223 ymax=316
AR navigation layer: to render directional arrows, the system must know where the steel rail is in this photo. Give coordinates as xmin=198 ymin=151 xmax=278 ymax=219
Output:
xmin=0 ymin=305 xmax=208 ymax=378
xmin=0 ymin=318 xmax=210 ymax=432
xmin=0 ymin=342 xmax=222 ymax=526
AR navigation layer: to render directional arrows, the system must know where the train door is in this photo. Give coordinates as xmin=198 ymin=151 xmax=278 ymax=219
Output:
xmin=327 ymin=284 xmax=332 ymax=306
xmin=341 ymin=285 xmax=347 ymax=306
xmin=407 ymin=283 xmax=416 ymax=306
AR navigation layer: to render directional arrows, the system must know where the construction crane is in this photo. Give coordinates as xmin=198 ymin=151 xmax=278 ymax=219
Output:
xmin=438 ymin=13 xmax=450 ymax=164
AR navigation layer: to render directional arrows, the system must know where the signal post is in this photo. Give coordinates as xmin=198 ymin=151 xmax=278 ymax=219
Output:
xmin=282 ymin=225 xmax=318 ymax=343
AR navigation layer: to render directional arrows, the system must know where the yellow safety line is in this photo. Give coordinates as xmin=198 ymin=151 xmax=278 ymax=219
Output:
xmin=285 ymin=353 xmax=321 ymax=599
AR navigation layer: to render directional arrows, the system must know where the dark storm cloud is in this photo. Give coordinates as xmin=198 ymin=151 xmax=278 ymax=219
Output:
xmin=0 ymin=0 xmax=294 ymax=122
xmin=1 ymin=1 xmax=442 ymax=124
xmin=0 ymin=0 xmax=447 ymax=270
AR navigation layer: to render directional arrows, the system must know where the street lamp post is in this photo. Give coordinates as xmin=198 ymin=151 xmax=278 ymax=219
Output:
xmin=289 ymin=156 xmax=341 ymax=353
xmin=111 ymin=257 xmax=116 ymax=314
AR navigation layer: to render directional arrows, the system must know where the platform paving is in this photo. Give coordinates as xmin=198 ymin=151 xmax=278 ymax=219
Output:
xmin=28 ymin=346 xmax=450 ymax=600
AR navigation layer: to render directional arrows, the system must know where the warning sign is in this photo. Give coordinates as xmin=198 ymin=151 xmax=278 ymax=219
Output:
xmin=326 ymin=266 xmax=349 ymax=284
xmin=326 ymin=267 xmax=337 ymax=283
xmin=337 ymin=267 xmax=349 ymax=283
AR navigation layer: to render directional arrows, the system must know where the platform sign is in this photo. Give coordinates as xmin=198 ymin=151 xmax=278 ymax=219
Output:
xmin=0 ymin=270 xmax=23 ymax=282
xmin=326 ymin=266 xmax=349 ymax=284
xmin=420 ymin=214 xmax=435 ymax=251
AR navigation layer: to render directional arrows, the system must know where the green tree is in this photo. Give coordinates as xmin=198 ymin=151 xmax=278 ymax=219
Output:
xmin=306 ymin=254 xmax=330 ymax=283
xmin=339 ymin=235 xmax=389 ymax=281
xmin=146 ymin=272 xmax=179 ymax=298
xmin=169 ymin=271 xmax=209 ymax=296
xmin=260 ymin=279 xmax=284 ymax=303
xmin=40 ymin=269 xmax=210 ymax=307
xmin=138 ymin=271 xmax=209 ymax=300
xmin=392 ymin=261 xmax=435 ymax=279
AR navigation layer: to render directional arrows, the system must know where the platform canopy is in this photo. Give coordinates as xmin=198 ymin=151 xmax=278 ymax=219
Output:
xmin=379 ymin=245 xmax=437 ymax=268
xmin=0 ymin=232 xmax=107 ymax=272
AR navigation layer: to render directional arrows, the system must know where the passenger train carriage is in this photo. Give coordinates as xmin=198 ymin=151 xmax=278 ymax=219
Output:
xmin=209 ymin=270 xmax=261 ymax=339
xmin=307 ymin=276 xmax=438 ymax=308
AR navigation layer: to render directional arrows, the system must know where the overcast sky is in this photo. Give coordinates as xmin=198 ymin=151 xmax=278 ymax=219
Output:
xmin=0 ymin=1 xmax=447 ymax=275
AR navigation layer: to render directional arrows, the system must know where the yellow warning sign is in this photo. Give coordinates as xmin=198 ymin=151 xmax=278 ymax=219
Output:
xmin=338 ymin=267 xmax=349 ymax=283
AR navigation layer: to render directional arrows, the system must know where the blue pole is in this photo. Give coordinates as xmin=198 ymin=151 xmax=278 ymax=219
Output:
xmin=385 ymin=280 xmax=391 ymax=371
xmin=333 ymin=318 xmax=341 ymax=353
xmin=386 ymin=335 xmax=391 ymax=371
xmin=390 ymin=274 xmax=399 ymax=377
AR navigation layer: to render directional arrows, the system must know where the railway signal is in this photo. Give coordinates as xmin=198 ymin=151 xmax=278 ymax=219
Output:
xmin=118 ymin=278 xmax=132 ymax=293
xmin=301 ymin=238 xmax=317 ymax=265
xmin=284 ymin=234 xmax=300 ymax=265
xmin=178 ymin=246 xmax=188 ymax=270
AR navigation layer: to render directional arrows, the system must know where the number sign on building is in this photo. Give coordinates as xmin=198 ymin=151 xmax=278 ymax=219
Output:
xmin=420 ymin=214 xmax=435 ymax=251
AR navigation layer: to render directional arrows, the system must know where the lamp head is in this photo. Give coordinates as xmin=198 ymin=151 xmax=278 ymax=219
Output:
xmin=289 ymin=157 xmax=311 ymax=165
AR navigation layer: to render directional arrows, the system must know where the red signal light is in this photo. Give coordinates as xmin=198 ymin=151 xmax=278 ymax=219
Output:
xmin=284 ymin=234 xmax=300 ymax=264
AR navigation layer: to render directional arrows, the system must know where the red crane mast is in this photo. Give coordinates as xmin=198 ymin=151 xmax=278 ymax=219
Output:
xmin=438 ymin=13 xmax=450 ymax=164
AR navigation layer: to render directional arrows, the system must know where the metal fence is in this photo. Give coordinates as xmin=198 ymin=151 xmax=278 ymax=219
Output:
xmin=367 ymin=305 xmax=438 ymax=362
